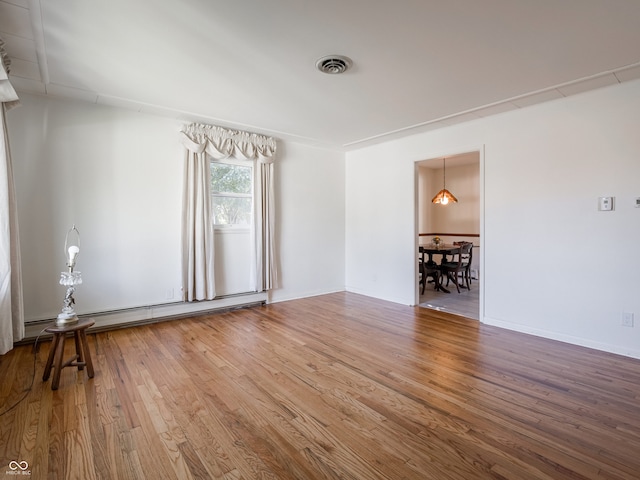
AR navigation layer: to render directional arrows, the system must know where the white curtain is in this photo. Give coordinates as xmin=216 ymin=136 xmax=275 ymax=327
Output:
xmin=0 ymin=39 xmax=23 ymax=355
xmin=256 ymin=160 xmax=277 ymax=291
xmin=179 ymin=123 xmax=277 ymax=301
xmin=180 ymin=134 xmax=215 ymax=301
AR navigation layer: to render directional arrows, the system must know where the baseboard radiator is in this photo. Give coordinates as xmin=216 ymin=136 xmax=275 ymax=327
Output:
xmin=20 ymin=291 xmax=268 ymax=342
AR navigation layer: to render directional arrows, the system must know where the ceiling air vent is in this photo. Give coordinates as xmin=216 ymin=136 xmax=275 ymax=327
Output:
xmin=315 ymin=55 xmax=352 ymax=74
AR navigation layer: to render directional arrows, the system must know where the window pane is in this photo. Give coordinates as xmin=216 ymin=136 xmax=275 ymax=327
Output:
xmin=212 ymin=196 xmax=252 ymax=225
xmin=211 ymin=163 xmax=251 ymax=194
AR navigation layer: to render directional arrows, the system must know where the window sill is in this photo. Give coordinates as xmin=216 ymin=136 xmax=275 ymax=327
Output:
xmin=214 ymin=226 xmax=251 ymax=234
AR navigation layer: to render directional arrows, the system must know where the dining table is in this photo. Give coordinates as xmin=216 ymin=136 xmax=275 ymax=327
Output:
xmin=419 ymin=244 xmax=461 ymax=293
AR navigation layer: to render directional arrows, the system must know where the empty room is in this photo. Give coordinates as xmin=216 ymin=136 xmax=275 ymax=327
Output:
xmin=1 ymin=1 xmax=640 ymax=479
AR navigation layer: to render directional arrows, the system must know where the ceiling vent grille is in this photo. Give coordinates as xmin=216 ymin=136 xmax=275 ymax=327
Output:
xmin=316 ymin=55 xmax=352 ymax=74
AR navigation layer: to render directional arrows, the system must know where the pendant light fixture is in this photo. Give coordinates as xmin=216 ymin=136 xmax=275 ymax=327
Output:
xmin=431 ymin=158 xmax=458 ymax=205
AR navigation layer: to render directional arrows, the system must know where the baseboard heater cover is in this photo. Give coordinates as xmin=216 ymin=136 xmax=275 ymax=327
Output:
xmin=21 ymin=292 xmax=268 ymax=342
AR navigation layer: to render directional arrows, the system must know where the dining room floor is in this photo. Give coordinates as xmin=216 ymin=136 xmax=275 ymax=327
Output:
xmin=419 ymin=275 xmax=479 ymax=320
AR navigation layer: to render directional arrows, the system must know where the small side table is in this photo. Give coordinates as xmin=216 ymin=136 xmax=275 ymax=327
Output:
xmin=42 ymin=318 xmax=95 ymax=390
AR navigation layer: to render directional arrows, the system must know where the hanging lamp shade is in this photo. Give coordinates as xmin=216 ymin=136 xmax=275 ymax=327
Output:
xmin=431 ymin=188 xmax=458 ymax=205
xmin=432 ymin=158 xmax=458 ymax=205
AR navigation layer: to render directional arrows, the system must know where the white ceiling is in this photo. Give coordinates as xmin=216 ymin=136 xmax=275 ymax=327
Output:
xmin=2 ymin=0 xmax=640 ymax=150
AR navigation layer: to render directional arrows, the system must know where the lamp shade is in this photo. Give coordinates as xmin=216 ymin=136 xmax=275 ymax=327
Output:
xmin=431 ymin=158 xmax=457 ymax=205
xmin=432 ymin=188 xmax=458 ymax=205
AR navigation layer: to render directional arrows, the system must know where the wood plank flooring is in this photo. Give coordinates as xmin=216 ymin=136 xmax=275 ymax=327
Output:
xmin=1 ymin=292 xmax=640 ymax=479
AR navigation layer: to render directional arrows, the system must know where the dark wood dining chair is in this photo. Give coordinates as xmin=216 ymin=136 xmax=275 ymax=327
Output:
xmin=462 ymin=243 xmax=473 ymax=289
xmin=419 ymin=260 xmax=441 ymax=294
xmin=452 ymin=241 xmax=474 ymax=290
xmin=440 ymin=243 xmax=472 ymax=293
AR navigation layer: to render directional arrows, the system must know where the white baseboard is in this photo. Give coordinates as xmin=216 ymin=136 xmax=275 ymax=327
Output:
xmin=482 ymin=316 xmax=640 ymax=360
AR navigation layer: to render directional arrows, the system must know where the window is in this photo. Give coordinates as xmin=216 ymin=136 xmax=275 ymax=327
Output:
xmin=210 ymin=159 xmax=253 ymax=227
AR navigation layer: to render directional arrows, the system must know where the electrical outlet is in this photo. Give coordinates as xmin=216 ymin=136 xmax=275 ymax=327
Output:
xmin=622 ymin=312 xmax=634 ymax=327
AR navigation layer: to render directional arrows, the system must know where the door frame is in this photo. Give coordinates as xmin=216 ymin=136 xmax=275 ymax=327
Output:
xmin=414 ymin=145 xmax=485 ymax=322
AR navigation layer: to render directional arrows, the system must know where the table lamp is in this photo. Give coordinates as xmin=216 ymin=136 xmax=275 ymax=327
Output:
xmin=56 ymin=225 xmax=83 ymax=326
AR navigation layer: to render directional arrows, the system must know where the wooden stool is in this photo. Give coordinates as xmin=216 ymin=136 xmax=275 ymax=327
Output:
xmin=42 ymin=318 xmax=95 ymax=390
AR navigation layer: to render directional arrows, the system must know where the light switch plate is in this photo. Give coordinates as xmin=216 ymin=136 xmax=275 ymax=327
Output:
xmin=598 ymin=196 xmax=614 ymax=211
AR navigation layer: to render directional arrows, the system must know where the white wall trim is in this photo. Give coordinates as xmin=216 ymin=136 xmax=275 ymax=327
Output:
xmin=269 ymin=288 xmax=345 ymax=304
xmin=345 ymin=287 xmax=410 ymax=307
xmin=482 ymin=316 xmax=640 ymax=360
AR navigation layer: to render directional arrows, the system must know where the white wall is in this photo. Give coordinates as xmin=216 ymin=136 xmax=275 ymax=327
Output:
xmin=8 ymin=94 xmax=345 ymax=322
xmin=345 ymin=142 xmax=417 ymax=305
xmin=346 ymin=79 xmax=640 ymax=358
xmin=417 ymin=165 xmax=432 ymax=234
xmin=418 ymin=160 xmax=480 ymax=237
xmin=10 ymin=94 xmax=184 ymax=320
xmin=428 ymin=162 xmax=480 ymax=235
xmin=270 ymin=141 xmax=345 ymax=302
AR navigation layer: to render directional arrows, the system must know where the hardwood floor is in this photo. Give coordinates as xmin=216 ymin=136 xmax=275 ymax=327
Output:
xmin=1 ymin=292 xmax=640 ymax=479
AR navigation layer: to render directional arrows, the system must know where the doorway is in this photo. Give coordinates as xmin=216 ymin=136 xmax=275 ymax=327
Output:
xmin=416 ymin=151 xmax=481 ymax=320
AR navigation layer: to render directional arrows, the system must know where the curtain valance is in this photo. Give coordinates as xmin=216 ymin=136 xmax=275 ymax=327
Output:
xmin=180 ymin=123 xmax=276 ymax=163
xmin=180 ymin=121 xmax=277 ymax=301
